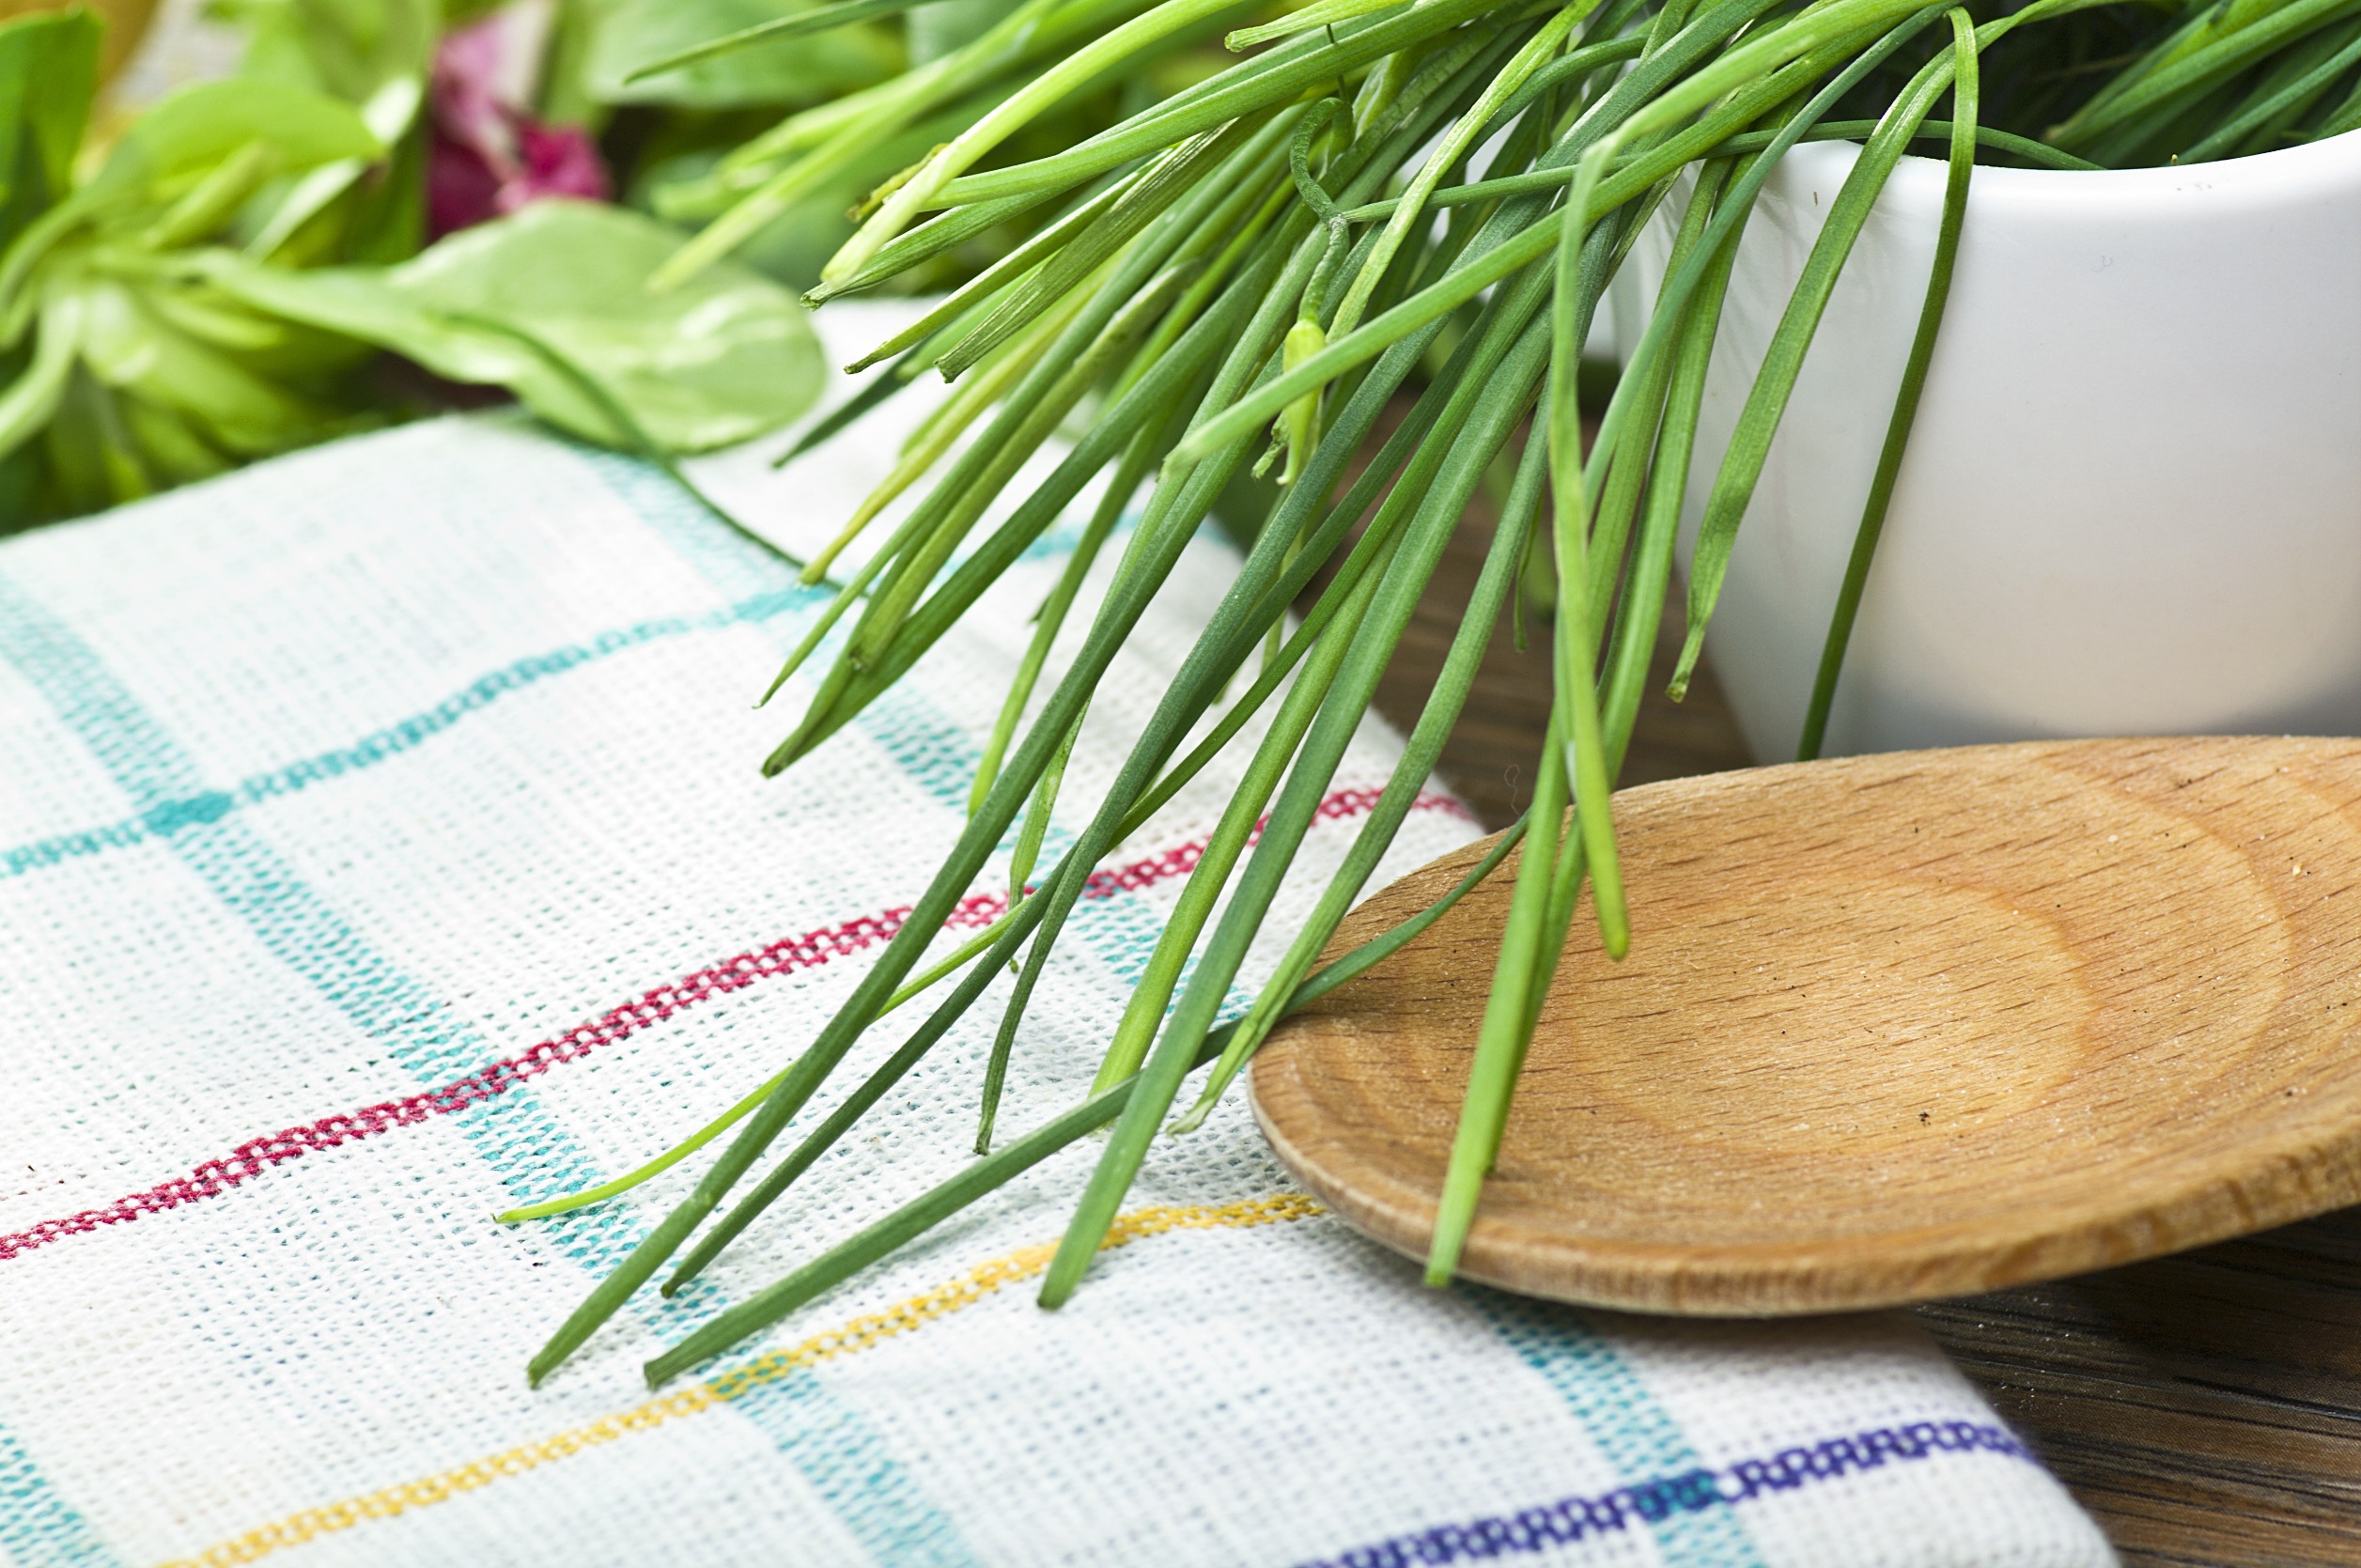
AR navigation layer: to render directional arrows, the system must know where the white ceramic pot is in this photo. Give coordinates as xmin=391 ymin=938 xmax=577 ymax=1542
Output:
xmin=1623 ymin=131 xmax=2361 ymax=762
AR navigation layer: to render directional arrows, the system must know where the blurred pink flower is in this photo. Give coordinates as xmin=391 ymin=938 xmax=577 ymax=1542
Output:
xmin=427 ymin=11 xmax=609 ymax=239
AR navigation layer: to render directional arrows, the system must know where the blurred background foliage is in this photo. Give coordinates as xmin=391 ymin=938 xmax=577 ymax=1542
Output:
xmin=0 ymin=0 xmax=1281 ymax=528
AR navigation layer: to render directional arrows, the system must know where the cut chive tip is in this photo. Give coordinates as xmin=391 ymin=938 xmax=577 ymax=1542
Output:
xmin=1601 ymin=920 xmax=1632 ymax=962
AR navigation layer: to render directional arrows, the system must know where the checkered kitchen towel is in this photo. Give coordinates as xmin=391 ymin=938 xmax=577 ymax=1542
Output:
xmin=0 ymin=303 xmax=2116 ymax=1567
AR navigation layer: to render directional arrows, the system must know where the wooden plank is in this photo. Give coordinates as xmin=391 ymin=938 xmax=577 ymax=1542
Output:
xmin=1919 ymin=1209 xmax=2361 ymax=1565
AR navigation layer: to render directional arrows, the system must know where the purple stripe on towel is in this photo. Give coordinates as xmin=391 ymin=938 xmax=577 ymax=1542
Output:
xmin=1297 ymin=1420 xmax=2038 ymax=1567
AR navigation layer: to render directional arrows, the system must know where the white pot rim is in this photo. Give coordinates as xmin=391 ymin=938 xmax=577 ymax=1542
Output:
xmin=1829 ymin=123 xmax=2361 ymax=211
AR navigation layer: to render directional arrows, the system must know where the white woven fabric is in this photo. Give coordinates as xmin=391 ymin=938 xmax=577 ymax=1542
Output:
xmin=0 ymin=303 xmax=2116 ymax=1568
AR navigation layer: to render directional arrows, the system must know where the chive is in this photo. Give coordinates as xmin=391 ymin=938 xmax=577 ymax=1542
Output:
xmin=645 ymin=813 xmax=1535 ymax=1389
xmin=1177 ymin=428 xmax=1550 ymax=1127
xmin=1576 ymin=160 xmax=1721 ymax=669
xmin=1043 ymin=271 xmax=1561 ymax=1305
xmin=934 ymin=115 xmax=1268 ymax=380
xmin=660 ymin=887 xmax=1057 ymax=1296
xmin=1673 ymin=23 xmax=1975 ymax=699
xmin=827 ymin=0 xmax=1283 ymax=283
xmin=969 ymin=424 xmax=1160 ymax=815
xmin=658 ymin=72 xmax=1034 ymax=289
xmin=572 ymin=217 xmax=1334 ymax=1341
xmin=528 ymin=213 xmax=1312 ymax=1388
xmin=836 ymin=177 xmax=1135 ymax=358
xmin=1427 ymin=692 xmax=1570 ymax=1285
xmin=966 ymin=256 xmax=1443 ymax=1190
xmin=623 ymin=0 xmax=948 ymax=82
xmin=1544 ymin=138 xmax=1628 ymax=961
xmin=2054 ymin=0 xmax=2361 ymax=150
xmin=1418 ymin=7 xmax=1962 ymax=1287
xmin=1597 ymin=180 xmax=1741 ymax=762
xmin=1701 ymin=118 xmax=2101 ymax=168
xmin=772 ymin=242 xmax=1273 ymax=765
xmin=1326 ymin=8 xmax=1589 ymax=344
xmin=808 ymin=290 xmax=1095 ymax=582
xmin=1226 ymin=0 xmax=1410 ymax=52
xmin=927 ymin=0 xmax=1518 ymax=210
xmin=2180 ymin=23 xmax=2361 ymax=159
xmin=516 ymin=0 xmax=2361 ymax=1375
xmin=1419 ymin=196 xmax=1633 ymax=1294
xmin=786 ymin=261 xmax=1205 ymax=753
xmin=769 ymin=354 xmax=923 ymax=474
xmin=1162 ymin=0 xmax=1836 ymax=470
xmin=816 ymin=183 xmax=1092 ymax=307
xmin=1797 ymin=9 xmax=1981 ymax=761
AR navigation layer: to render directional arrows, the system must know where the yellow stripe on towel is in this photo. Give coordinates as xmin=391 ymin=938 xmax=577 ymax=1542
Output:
xmin=160 ymin=1195 xmax=1326 ymax=1568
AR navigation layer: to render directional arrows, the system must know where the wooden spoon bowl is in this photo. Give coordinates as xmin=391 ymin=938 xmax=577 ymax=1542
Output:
xmin=1250 ymin=737 xmax=2361 ymax=1313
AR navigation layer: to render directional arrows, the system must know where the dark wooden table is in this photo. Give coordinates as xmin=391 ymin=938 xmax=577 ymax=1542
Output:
xmin=1370 ymin=504 xmax=2361 ymax=1566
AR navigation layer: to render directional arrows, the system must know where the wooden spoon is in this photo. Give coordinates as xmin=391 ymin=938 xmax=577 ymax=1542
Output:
xmin=1250 ymin=736 xmax=2361 ymax=1314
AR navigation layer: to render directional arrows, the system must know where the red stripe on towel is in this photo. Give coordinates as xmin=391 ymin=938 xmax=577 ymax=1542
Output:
xmin=2 ymin=788 xmax=1468 ymax=1262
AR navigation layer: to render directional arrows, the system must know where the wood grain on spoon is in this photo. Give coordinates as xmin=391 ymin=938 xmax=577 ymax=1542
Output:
xmin=1250 ymin=737 xmax=2361 ymax=1314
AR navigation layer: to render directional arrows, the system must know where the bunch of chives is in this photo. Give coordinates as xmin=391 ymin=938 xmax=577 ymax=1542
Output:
xmin=524 ymin=0 xmax=2361 ymax=1389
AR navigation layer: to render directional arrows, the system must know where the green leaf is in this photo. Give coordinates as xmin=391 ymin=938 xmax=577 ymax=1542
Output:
xmin=82 ymin=78 xmax=386 ymax=213
xmin=0 ymin=287 xmax=82 ymax=462
xmin=0 ymin=8 xmax=100 ymax=256
xmin=209 ymin=0 xmax=435 ymax=264
xmin=221 ymin=0 xmax=438 ymax=119
xmin=74 ymin=276 xmax=362 ymax=458
xmin=206 ymin=200 xmax=825 ymax=451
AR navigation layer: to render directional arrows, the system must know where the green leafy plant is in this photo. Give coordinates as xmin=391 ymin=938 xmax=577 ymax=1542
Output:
xmin=0 ymin=8 xmax=393 ymax=519
xmin=470 ymin=0 xmax=2354 ymax=1386
xmin=206 ymin=199 xmax=824 ymax=452
xmin=0 ymin=2 xmax=824 ymax=528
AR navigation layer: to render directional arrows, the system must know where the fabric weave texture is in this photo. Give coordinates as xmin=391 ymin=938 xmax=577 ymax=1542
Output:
xmin=0 ymin=304 xmax=2116 ymax=1568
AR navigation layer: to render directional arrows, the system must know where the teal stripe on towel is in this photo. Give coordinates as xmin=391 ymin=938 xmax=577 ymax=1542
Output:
xmin=0 ymin=1422 xmax=122 ymax=1568
xmin=0 ymin=570 xmax=642 ymax=1269
xmin=729 ymin=1373 xmax=981 ymax=1568
xmin=1483 ymin=1296 xmax=1768 ymax=1568
xmin=0 ymin=570 xmax=978 ymax=1568
xmin=0 ymin=588 xmax=822 ymax=883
